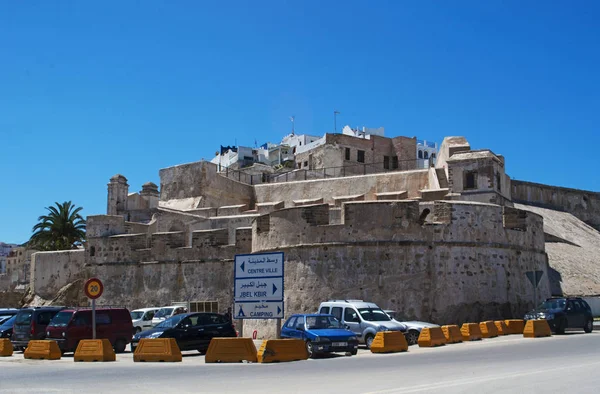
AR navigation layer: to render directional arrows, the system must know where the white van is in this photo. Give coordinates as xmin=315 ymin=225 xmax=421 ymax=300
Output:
xmin=130 ymin=308 xmax=159 ymax=334
xmin=151 ymin=305 xmax=188 ymax=327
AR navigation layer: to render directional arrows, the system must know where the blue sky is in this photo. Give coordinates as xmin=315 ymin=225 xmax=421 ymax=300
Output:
xmin=1 ymin=1 xmax=599 ymax=244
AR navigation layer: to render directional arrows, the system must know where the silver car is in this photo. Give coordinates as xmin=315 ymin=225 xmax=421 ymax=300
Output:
xmin=318 ymin=300 xmax=407 ymax=348
xmin=384 ymin=310 xmax=439 ymax=345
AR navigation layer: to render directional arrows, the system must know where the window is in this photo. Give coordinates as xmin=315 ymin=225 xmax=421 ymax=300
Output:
xmin=344 ymin=308 xmax=360 ymax=323
xmin=285 ymin=316 xmax=297 ymax=328
xmin=431 ymin=153 xmax=436 ymax=159
xmin=345 ymin=148 xmax=350 ymax=160
xmin=392 ymin=156 xmax=398 ymax=169
xmin=357 ymin=150 xmax=365 ymax=163
xmin=303 ymin=161 xmax=308 ymax=167
xmin=464 ymin=171 xmax=477 ymax=190
xmin=418 ymin=150 xmax=423 ymax=159
xmin=319 ymin=306 xmax=330 ymax=314
xmin=331 ymin=307 xmax=342 ymax=321
xmin=37 ymin=312 xmax=55 ymax=325
xmin=89 ymin=246 xmax=95 ymax=257
xmin=96 ymin=313 xmax=112 ymax=325
xmin=496 ymin=173 xmax=502 ymax=192
xmin=189 ymin=301 xmax=219 ymax=313
xmin=424 ymin=151 xmax=429 ymax=160
xmin=383 ymin=156 xmax=390 ymax=169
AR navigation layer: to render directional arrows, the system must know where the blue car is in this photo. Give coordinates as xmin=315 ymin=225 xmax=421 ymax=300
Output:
xmin=281 ymin=314 xmax=359 ymax=358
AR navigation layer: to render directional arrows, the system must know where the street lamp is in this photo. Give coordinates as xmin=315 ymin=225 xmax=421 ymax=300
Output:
xmin=334 ymin=110 xmax=340 ymax=133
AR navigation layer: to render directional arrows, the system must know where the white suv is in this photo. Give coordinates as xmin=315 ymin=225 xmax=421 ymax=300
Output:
xmin=318 ymin=300 xmax=407 ymax=348
xmin=130 ymin=308 xmax=159 ymax=334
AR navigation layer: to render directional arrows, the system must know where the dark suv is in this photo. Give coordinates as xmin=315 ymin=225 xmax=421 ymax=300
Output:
xmin=11 ymin=307 xmax=65 ymax=350
xmin=524 ymin=297 xmax=593 ymax=334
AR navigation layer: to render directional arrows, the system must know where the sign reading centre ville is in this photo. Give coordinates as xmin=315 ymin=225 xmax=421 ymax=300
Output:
xmin=234 ymin=252 xmax=284 ymax=319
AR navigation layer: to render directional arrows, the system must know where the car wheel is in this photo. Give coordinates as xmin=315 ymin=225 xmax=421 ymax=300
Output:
xmin=365 ymin=334 xmax=375 ymax=349
xmin=350 ymin=349 xmax=358 ymax=356
xmin=114 ymin=339 xmax=127 ymax=353
xmin=555 ymin=319 xmax=566 ymax=335
xmin=405 ymin=330 xmax=420 ymax=346
xmin=306 ymin=341 xmax=316 ymax=358
xmin=135 ymin=327 xmax=142 ymax=334
xmin=584 ymin=319 xmax=593 ymax=333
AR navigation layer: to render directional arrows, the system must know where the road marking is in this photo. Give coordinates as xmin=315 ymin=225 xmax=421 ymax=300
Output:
xmin=363 ymin=360 xmax=600 ymax=394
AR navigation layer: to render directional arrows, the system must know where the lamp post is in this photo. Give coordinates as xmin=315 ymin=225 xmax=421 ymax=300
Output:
xmin=334 ymin=110 xmax=340 ymax=132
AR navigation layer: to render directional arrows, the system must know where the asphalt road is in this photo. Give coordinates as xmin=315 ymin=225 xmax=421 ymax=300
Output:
xmin=1 ymin=332 xmax=599 ymax=394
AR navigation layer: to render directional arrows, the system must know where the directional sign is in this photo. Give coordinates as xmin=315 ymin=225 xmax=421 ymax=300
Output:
xmin=235 ymin=277 xmax=283 ymax=301
xmin=234 ymin=301 xmax=284 ymax=319
xmin=235 ymin=252 xmax=283 ymax=279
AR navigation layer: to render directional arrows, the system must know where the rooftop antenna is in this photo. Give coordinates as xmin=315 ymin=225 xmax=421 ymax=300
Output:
xmin=290 ymin=116 xmax=295 ymax=135
xmin=334 ymin=110 xmax=340 ymax=133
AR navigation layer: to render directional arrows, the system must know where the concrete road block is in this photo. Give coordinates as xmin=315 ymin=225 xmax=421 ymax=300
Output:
xmin=417 ymin=327 xmax=446 ymax=347
xmin=257 ymin=339 xmax=308 ymax=363
xmin=460 ymin=323 xmax=483 ymax=341
xmin=480 ymin=321 xmax=499 ymax=338
xmin=0 ymin=338 xmax=13 ymax=357
xmin=205 ymin=337 xmax=258 ymax=363
xmin=133 ymin=338 xmax=182 ymax=362
xmin=504 ymin=319 xmax=525 ymax=335
xmin=441 ymin=325 xmax=463 ymax=344
xmin=370 ymin=331 xmax=409 ymax=353
xmin=74 ymin=339 xmax=116 ymax=362
xmin=24 ymin=340 xmax=61 ymax=360
xmin=494 ymin=320 xmax=509 ymax=335
xmin=523 ymin=320 xmax=552 ymax=338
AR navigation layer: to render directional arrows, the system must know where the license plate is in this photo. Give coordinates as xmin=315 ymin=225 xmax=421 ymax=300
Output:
xmin=332 ymin=342 xmax=347 ymax=347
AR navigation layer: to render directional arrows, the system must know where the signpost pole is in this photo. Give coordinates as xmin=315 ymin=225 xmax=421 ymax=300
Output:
xmin=276 ymin=318 xmax=281 ymax=339
xmin=92 ymin=298 xmax=96 ymax=339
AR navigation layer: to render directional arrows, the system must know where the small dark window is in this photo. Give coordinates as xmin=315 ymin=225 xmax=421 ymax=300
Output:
xmin=418 ymin=150 xmax=423 ymax=159
xmin=331 ymin=307 xmax=342 ymax=321
xmin=431 ymin=153 xmax=436 ymax=159
xmin=465 ymin=172 xmax=477 ymax=190
xmin=424 ymin=151 xmax=429 ymax=160
xmin=303 ymin=161 xmax=308 ymax=167
xmin=383 ymin=156 xmax=390 ymax=169
xmin=496 ymin=173 xmax=502 ymax=192
xmin=392 ymin=156 xmax=398 ymax=169
xmin=345 ymin=148 xmax=350 ymax=160
xmin=357 ymin=150 xmax=365 ymax=163
xmin=344 ymin=308 xmax=360 ymax=323
xmin=89 ymin=246 xmax=95 ymax=257
xmin=319 ymin=307 xmax=330 ymax=314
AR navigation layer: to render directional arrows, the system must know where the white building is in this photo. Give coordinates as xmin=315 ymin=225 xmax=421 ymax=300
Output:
xmin=417 ymin=139 xmax=438 ymax=169
xmin=0 ymin=242 xmax=16 ymax=275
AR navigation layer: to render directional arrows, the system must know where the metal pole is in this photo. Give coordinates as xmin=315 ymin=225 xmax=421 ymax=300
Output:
xmin=92 ymin=298 xmax=96 ymax=339
xmin=276 ymin=318 xmax=282 ymax=339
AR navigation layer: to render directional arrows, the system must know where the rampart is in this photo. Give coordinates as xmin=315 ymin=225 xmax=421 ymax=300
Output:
xmin=30 ymin=249 xmax=87 ymax=299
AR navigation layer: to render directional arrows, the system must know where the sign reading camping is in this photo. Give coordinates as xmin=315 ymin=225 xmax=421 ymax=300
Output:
xmin=234 ymin=252 xmax=284 ymax=319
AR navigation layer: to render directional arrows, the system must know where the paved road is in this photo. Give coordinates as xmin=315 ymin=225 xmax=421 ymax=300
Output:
xmin=1 ymin=332 xmax=599 ymax=393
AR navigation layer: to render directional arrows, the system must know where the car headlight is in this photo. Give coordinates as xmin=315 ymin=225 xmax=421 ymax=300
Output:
xmin=148 ymin=331 xmax=163 ymax=339
xmin=46 ymin=331 xmax=50 ymax=336
xmin=62 ymin=332 xmax=66 ymax=338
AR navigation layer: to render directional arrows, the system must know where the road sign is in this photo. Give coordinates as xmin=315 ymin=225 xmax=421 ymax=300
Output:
xmin=234 ymin=252 xmax=284 ymax=320
xmin=234 ymin=301 xmax=284 ymax=319
xmin=84 ymin=278 xmax=104 ymax=299
xmin=526 ymin=270 xmax=544 ymax=288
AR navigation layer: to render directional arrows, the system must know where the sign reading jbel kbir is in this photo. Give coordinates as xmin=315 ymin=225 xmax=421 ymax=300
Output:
xmin=234 ymin=252 xmax=284 ymax=319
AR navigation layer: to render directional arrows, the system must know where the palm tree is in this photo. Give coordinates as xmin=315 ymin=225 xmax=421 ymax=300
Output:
xmin=29 ymin=201 xmax=86 ymax=251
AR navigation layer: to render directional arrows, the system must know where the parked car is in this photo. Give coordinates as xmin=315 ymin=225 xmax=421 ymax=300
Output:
xmin=281 ymin=314 xmax=359 ymax=358
xmin=131 ymin=308 xmax=159 ymax=334
xmin=384 ymin=310 xmax=439 ymax=345
xmin=0 ymin=308 xmax=19 ymax=320
xmin=45 ymin=308 xmax=133 ymax=353
xmin=151 ymin=305 xmax=188 ymax=327
xmin=524 ymin=297 xmax=594 ymax=334
xmin=318 ymin=300 xmax=407 ymax=349
xmin=0 ymin=315 xmax=16 ymax=338
xmin=11 ymin=306 xmax=65 ymax=350
xmin=131 ymin=312 xmax=236 ymax=353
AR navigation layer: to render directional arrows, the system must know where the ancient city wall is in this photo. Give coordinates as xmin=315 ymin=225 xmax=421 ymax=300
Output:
xmin=30 ymin=249 xmax=87 ymax=299
xmin=512 ymin=180 xmax=600 ymax=231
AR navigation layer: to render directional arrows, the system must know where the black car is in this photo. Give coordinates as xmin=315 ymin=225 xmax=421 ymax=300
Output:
xmin=0 ymin=315 xmax=16 ymax=338
xmin=524 ymin=297 xmax=594 ymax=334
xmin=131 ymin=312 xmax=236 ymax=353
xmin=11 ymin=306 xmax=65 ymax=350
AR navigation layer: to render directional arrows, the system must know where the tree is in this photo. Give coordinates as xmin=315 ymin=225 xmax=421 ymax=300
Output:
xmin=29 ymin=201 xmax=86 ymax=251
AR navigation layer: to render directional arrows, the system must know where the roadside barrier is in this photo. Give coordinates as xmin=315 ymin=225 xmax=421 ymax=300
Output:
xmin=0 ymin=338 xmax=13 ymax=357
xmin=504 ymin=319 xmax=525 ymax=335
xmin=74 ymin=339 xmax=116 ymax=362
xmin=417 ymin=327 xmax=446 ymax=347
xmin=494 ymin=320 xmax=509 ymax=335
xmin=479 ymin=321 xmax=499 ymax=338
xmin=370 ymin=331 xmax=409 ymax=353
xmin=523 ymin=319 xmax=552 ymax=338
xmin=133 ymin=338 xmax=182 ymax=362
xmin=257 ymin=339 xmax=308 ymax=363
xmin=441 ymin=325 xmax=463 ymax=344
xmin=24 ymin=340 xmax=61 ymax=360
xmin=205 ymin=337 xmax=258 ymax=363
xmin=460 ymin=323 xmax=483 ymax=341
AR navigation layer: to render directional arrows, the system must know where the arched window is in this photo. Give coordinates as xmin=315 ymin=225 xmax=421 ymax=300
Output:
xmin=431 ymin=153 xmax=436 ymax=159
xmin=424 ymin=151 xmax=429 ymax=160
xmin=418 ymin=150 xmax=423 ymax=159
xmin=89 ymin=246 xmax=95 ymax=257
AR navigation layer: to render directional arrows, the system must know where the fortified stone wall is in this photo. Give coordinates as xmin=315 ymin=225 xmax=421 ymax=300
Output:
xmin=512 ymin=180 xmax=600 ymax=231
xmin=30 ymin=249 xmax=87 ymax=299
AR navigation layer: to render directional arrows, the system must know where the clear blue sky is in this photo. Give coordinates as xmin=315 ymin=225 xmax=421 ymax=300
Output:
xmin=1 ymin=1 xmax=599 ymax=244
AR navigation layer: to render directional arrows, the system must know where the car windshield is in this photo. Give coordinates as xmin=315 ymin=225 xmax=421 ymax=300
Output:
xmin=48 ymin=311 xmax=74 ymax=327
xmin=305 ymin=316 xmax=343 ymax=329
xmin=358 ymin=308 xmax=391 ymax=322
xmin=0 ymin=315 xmax=16 ymax=328
xmin=155 ymin=314 xmax=186 ymax=329
xmin=130 ymin=311 xmax=144 ymax=320
xmin=538 ymin=299 xmax=566 ymax=310
xmin=15 ymin=311 xmax=33 ymax=326
xmin=154 ymin=308 xmax=173 ymax=319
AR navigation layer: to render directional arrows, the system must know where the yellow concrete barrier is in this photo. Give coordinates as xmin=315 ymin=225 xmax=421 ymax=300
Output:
xmin=205 ymin=337 xmax=258 ymax=363
xmin=417 ymin=327 xmax=446 ymax=347
xmin=504 ymin=319 xmax=525 ymax=335
xmin=257 ymin=339 xmax=308 ymax=363
xmin=479 ymin=321 xmax=499 ymax=338
xmin=24 ymin=340 xmax=61 ymax=360
xmin=0 ymin=338 xmax=13 ymax=357
xmin=74 ymin=339 xmax=116 ymax=362
xmin=133 ymin=338 xmax=182 ymax=362
xmin=441 ymin=325 xmax=463 ymax=344
xmin=370 ymin=331 xmax=409 ymax=353
xmin=523 ymin=319 xmax=552 ymax=338
xmin=494 ymin=320 xmax=509 ymax=335
xmin=460 ymin=323 xmax=483 ymax=341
